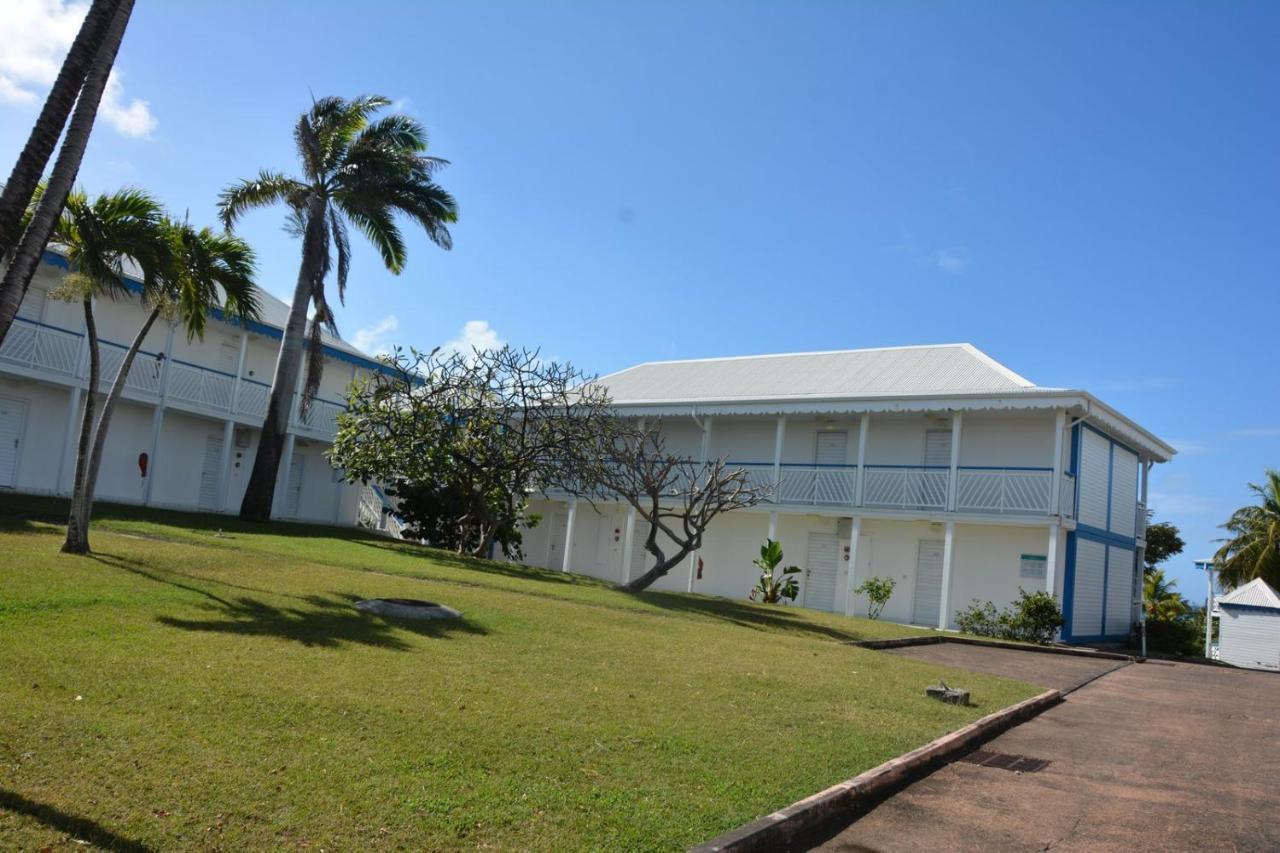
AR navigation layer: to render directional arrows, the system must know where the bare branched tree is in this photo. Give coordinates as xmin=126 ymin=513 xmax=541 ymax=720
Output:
xmin=580 ymin=422 xmax=770 ymax=591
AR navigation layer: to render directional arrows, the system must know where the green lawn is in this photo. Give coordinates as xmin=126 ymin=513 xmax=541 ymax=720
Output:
xmin=0 ymin=496 xmax=1039 ymax=851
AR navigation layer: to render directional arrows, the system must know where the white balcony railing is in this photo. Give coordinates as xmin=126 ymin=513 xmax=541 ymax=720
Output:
xmin=167 ymin=358 xmax=234 ymax=410
xmin=99 ymin=341 xmax=164 ymax=396
xmin=1135 ymin=501 xmax=1147 ymax=539
xmin=236 ymin=379 xmax=271 ymax=418
xmin=1061 ymin=472 xmax=1076 ymax=519
xmin=294 ymin=397 xmax=345 ymax=436
xmin=863 ymin=466 xmax=949 ymax=510
xmin=955 ymin=467 xmax=1054 ymax=515
xmin=733 ymin=463 xmax=857 ymax=506
xmin=0 ymin=317 xmax=82 ymax=375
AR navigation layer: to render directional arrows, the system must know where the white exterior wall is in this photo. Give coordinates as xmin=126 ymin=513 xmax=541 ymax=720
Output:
xmin=959 ymin=415 xmax=1054 ymax=467
xmin=1218 ymin=609 xmax=1280 ymax=672
xmin=0 ymin=378 xmax=70 ymax=494
xmin=948 ymin=524 xmax=1054 ymax=627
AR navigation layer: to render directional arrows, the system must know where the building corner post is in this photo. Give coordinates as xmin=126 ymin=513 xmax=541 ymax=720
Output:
xmin=844 ymin=515 xmax=862 ymax=618
xmin=938 ymin=520 xmax=956 ymax=630
xmin=561 ymin=498 xmax=578 ymax=573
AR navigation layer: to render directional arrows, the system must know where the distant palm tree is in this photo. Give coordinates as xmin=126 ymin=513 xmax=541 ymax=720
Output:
xmin=1215 ymin=469 xmax=1280 ymax=590
xmin=0 ymin=0 xmax=137 ymax=347
xmin=1143 ymin=569 xmax=1189 ymax=622
xmin=0 ymin=0 xmax=119 ymax=264
xmin=219 ymin=94 xmax=457 ymax=522
xmin=72 ymin=217 xmax=260 ymax=552
xmin=46 ymin=186 xmax=166 ymax=553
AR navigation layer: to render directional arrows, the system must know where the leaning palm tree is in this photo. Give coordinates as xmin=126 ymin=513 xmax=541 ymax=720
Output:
xmin=47 ymin=186 xmax=166 ymax=553
xmin=219 ymin=94 xmax=457 ymax=521
xmin=0 ymin=0 xmax=137 ymax=347
xmin=72 ymin=217 xmax=260 ymax=552
xmin=1215 ymin=469 xmax=1280 ymax=590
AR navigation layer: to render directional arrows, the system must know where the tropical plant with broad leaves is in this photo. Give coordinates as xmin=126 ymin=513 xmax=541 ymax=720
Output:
xmin=1214 ymin=469 xmax=1280 ymax=590
xmin=219 ymin=94 xmax=457 ymax=522
xmin=748 ymin=539 xmax=801 ymax=604
xmin=1143 ymin=568 xmax=1190 ymax=621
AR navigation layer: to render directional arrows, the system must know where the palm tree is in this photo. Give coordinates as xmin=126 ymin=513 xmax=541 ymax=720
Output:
xmin=72 ymin=218 xmax=260 ymax=552
xmin=1143 ymin=569 xmax=1189 ymax=622
xmin=219 ymin=94 xmax=457 ymax=521
xmin=0 ymin=0 xmax=120 ymax=265
xmin=0 ymin=0 xmax=136 ymax=348
xmin=47 ymin=186 xmax=166 ymax=553
xmin=1215 ymin=469 xmax=1280 ymax=590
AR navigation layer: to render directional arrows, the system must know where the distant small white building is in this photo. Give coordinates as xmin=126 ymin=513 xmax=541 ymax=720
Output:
xmin=1214 ymin=578 xmax=1280 ymax=672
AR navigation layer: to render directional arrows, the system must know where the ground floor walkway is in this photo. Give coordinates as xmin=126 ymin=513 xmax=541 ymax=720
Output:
xmin=813 ymin=648 xmax=1280 ymax=852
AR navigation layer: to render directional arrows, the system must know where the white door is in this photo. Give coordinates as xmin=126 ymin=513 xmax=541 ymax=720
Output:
xmin=594 ymin=517 xmax=620 ymax=578
xmin=0 ymin=396 xmax=28 ymax=488
xmin=548 ymin=512 xmax=569 ymax=569
xmin=912 ymin=539 xmax=945 ymax=626
xmin=925 ymin=430 xmax=951 ymax=467
xmin=198 ymin=435 xmax=224 ymax=510
xmin=814 ymin=431 xmax=849 ymax=504
xmin=803 ymin=532 xmax=840 ymax=612
xmin=218 ymin=342 xmax=239 ymax=375
xmin=282 ymin=451 xmax=304 ymax=517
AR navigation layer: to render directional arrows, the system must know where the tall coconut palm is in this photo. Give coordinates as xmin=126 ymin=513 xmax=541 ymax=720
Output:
xmin=1215 ymin=469 xmax=1280 ymax=590
xmin=0 ymin=0 xmax=137 ymax=348
xmin=1143 ymin=569 xmax=1189 ymax=622
xmin=219 ymin=94 xmax=457 ymax=522
xmin=72 ymin=218 xmax=260 ymax=552
xmin=0 ymin=0 xmax=120 ymax=265
xmin=46 ymin=185 xmax=166 ymax=553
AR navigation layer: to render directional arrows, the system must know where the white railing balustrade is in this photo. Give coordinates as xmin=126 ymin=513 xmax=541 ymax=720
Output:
xmin=295 ymin=397 xmax=346 ymax=436
xmin=1135 ymin=501 xmax=1147 ymax=539
xmin=0 ymin=317 xmax=82 ymax=375
xmin=237 ymin=380 xmax=271 ymax=418
xmin=99 ymin=341 xmax=163 ymax=396
xmin=955 ymin=467 xmax=1053 ymax=515
xmin=167 ymin=359 xmax=234 ymax=411
xmin=862 ymin=466 xmax=949 ymax=510
xmin=1060 ymin=472 xmax=1076 ymax=519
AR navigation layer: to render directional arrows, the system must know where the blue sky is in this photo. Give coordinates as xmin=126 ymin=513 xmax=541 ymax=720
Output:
xmin=2 ymin=1 xmax=1276 ymax=600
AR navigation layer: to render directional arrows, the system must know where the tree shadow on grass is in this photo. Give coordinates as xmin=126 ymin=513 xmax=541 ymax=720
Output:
xmin=0 ymin=788 xmax=154 ymax=852
xmin=156 ymin=593 xmax=486 ymax=650
xmin=349 ymin=538 xmax=591 ymax=586
xmin=629 ymin=589 xmax=889 ymax=644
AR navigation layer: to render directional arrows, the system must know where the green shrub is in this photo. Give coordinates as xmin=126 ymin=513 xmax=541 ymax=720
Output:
xmin=748 ymin=539 xmax=801 ymax=604
xmin=853 ymin=576 xmax=897 ymax=619
xmin=954 ymin=589 xmax=1064 ymax=645
xmin=1138 ymin=607 xmax=1208 ymax=657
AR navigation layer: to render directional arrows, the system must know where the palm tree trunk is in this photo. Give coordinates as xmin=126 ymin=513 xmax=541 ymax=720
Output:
xmin=239 ymin=194 xmax=327 ymax=521
xmin=0 ymin=0 xmax=119 ymax=265
xmin=63 ymin=298 xmax=101 ymax=554
xmin=75 ymin=305 xmax=161 ymax=543
xmin=0 ymin=0 xmax=135 ymax=348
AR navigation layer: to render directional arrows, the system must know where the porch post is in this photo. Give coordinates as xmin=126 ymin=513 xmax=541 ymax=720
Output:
xmin=142 ymin=321 xmax=177 ymax=507
xmin=938 ymin=521 xmax=955 ymax=630
xmin=218 ymin=419 xmax=235 ymax=511
xmin=772 ymin=415 xmax=786 ymax=502
xmin=767 ymin=510 xmax=778 ymax=540
xmin=855 ymin=414 xmax=869 ymax=506
xmin=844 ymin=514 xmax=862 ymax=617
xmin=947 ymin=413 xmax=962 ymax=511
xmin=1050 ymin=409 xmax=1066 ymax=515
xmin=229 ymin=330 xmax=249 ymax=415
xmin=621 ymin=506 xmax=637 ymax=584
xmin=561 ymin=498 xmax=578 ymax=573
xmin=690 ymin=416 xmax=713 ymax=592
xmin=276 ymin=433 xmax=296 ymax=517
xmin=57 ymin=386 xmax=81 ymax=494
xmin=1045 ymin=523 xmax=1059 ymax=596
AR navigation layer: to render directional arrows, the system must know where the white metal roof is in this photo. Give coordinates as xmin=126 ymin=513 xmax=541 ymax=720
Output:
xmin=1217 ymin=578 xmax=1280 ymax=611
xmin=598 ymin=344 xmax=1041 ymax=404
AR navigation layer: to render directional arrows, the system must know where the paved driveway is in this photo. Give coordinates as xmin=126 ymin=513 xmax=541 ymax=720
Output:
xmin=814 ymin=651 xmax=1280 ymax=852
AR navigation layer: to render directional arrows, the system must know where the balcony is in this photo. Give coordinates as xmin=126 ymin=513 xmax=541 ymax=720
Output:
xmin=0 ymin=316 xmax=346 ymax=440
xmin=864 ymin=465 xmax=949 ymax=511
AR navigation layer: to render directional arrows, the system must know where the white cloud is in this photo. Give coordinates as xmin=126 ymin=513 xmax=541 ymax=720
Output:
xmin=934 ymin=249 xmax=970 ymax=275
xmin=444 ymin=320 xmax=504 ymax=356
xmin=0 ymin=0 xmax=155 ymax=137
xmin=351 ymin=314 xmax=399 ymax=356
xmin=99 ymin=70 xmax=155 ymax=138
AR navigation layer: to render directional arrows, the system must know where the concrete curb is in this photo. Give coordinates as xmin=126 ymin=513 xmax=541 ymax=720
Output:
xmin=851 ymin=634 xmax=1138 ymax=662
xmin=691 ymin=688 xmax=1063 ymax=853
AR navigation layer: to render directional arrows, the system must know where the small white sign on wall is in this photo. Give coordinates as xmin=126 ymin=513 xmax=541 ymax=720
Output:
xmin=1020 ymin=554 xmax=1047 ymax=580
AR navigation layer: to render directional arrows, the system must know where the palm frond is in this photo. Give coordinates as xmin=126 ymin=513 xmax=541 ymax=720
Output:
xmin=218 ymin=171 xmax=307 ymax=229
xmin=340 ymin=202 xmax=406 ymax=273
xmin=329 ymin=206 xmax=350 ymax=304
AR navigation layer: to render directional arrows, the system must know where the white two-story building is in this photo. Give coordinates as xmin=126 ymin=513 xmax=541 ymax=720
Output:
xmin=521 ymin=345 xmax=1175 ymax=644
xmin=0 ymin=250 xmax=391 ymax=526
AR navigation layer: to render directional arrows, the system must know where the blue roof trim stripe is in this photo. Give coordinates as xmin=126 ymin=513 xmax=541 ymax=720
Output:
xmin=41 ymin=249 xmax=393 ymax=376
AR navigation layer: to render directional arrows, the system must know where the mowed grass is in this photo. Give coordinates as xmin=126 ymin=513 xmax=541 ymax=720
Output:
xmin=0 ymin=496 xmax=1040 ymax=851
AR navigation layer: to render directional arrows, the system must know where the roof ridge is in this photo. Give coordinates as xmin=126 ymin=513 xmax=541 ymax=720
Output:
xmin=600 ymin=342 xmax=982 ymax=378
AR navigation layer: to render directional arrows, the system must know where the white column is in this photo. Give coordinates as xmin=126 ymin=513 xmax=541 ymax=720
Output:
xmin=57 ymin=386 xmax=82 ymax=494
xmin=855 ymin=414 xmax=869 ymax=506
xmin=1205 ymin=562 xmax=1215 ymax=658
xmin=142 ymin=408 xmax=164 ymax=506
xmin=561 ymin=498 xmax=578 ymax=573
xmin=947 ymin=413 xmax=962 ymax=511
xmin=767 ymin=510 xmax=778 ymax=540
xmin=218 ymin=419 xmax=234 ymax=511
xmin=938 ymin=521 xmax=955 ymax=630
xmin=844 ymin=515 xmax=862 ymax=617
xmin=229 ymin=330 xmax=249 ymax=415
xmin=772 ymin=415 xmax=786 ymax=501
xmin=1049 ymin=409 xmax=1066 ymax=515
xmin=689 ymin=416 xmax=713 ymax=592
xmin=621 ymin=506 xmax=637 ymax=584
xmin=276 ymin=432 xmax=296 ymax=517
xmin=1046 ymin=523 xmax=1059 ymax=596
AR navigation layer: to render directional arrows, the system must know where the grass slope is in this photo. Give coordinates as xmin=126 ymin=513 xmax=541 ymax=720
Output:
xmin=0 ymin=496 xmax=1039 ymax=851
